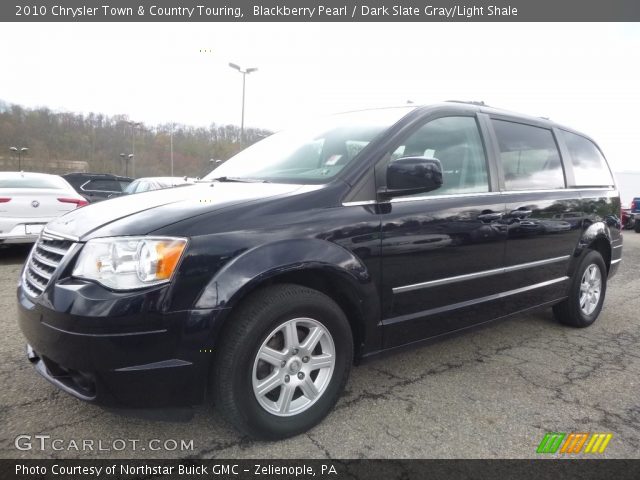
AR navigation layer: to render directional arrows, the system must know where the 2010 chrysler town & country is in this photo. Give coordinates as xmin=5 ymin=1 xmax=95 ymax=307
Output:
xmin=17 ymin=103 xmax=622 ymax=439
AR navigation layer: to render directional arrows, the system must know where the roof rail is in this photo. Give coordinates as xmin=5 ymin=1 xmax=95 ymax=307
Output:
xmin=445 ymin=100 xmax=486 ymax=106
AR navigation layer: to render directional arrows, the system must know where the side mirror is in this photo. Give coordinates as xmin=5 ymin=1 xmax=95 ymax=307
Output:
xmin=379 ymin=157 xmax=443 ymax=198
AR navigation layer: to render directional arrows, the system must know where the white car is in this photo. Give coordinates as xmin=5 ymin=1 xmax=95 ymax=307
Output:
xmin=0 ymin=172 xmax=88 ymax=244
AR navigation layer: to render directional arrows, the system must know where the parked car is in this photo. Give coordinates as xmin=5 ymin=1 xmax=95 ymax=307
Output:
xmin=0 ymin=172 xmax=87 ymax=244
xmin=621 ymin=207 xmax=632 ymax=230
xmin=630 ymin=197 xmax=640 ymax=232
xmin=112 ymin=176 xmax=194 ymax=196
xmin=17 ymin=103 xmax=622 ymax=439
xmin=62 ymin=173 xmax=133 ymax=203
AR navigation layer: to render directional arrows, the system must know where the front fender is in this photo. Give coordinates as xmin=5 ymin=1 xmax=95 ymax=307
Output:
xmin=194 ymin=238 xmax=375 ymax=311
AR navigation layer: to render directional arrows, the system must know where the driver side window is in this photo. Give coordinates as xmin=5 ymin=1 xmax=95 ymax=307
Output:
xmin=390 ymin=116 xmax=489 ymax=196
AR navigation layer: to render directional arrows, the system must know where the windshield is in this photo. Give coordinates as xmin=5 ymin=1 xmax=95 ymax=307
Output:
xmin=203 ymin=107 xmax=414 ymax=184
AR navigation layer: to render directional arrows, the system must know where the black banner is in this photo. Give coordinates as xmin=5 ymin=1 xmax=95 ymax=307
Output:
xmin=3 ymin=459 xmax=640 ymax=480
xmin=3 ymin=0 xmax=640 ymax=22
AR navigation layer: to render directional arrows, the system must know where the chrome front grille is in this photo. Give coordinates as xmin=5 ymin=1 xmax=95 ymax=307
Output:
xmin=22 ymin=234 xmax=75 ymax=298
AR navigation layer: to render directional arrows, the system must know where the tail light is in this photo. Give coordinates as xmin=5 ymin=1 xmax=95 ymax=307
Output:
xmin=58 ymin=197 xmax=89 ymax=208
xmin=0 ymin=197 xmax=11 ymax=203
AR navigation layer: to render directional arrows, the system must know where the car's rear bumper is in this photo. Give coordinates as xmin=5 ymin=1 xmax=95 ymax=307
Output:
xmin=17 ymin=283 xmax=225 ymax=408
xmin=0 ymin=218 xmax=49 ymax=243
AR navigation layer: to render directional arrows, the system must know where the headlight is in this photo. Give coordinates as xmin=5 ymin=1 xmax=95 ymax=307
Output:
xmin=72 ymin=237 xmax=187 ymax=290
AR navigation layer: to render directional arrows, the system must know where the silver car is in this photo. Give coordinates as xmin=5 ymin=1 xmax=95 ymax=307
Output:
xmin=0 ymin=172 xmax=88 ymax=244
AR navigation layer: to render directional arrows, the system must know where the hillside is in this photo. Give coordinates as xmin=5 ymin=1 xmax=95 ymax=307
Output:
xmin=0 ymin=101 xmax=271 ymax=178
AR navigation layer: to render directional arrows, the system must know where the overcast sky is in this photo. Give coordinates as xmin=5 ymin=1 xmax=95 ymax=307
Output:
xmin=0 ymin=22 xmax=638 ymax=172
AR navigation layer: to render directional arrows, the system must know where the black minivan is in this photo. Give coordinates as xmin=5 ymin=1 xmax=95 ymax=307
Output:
xmin=18 ymin=103 xmax=622 ymax=439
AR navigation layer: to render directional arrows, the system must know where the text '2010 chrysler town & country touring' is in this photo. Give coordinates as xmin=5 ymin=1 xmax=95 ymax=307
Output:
xmin=17 ymin=103 xmax=622 ymax=439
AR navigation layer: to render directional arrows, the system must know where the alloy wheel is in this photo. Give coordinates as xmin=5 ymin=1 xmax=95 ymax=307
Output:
xmin=579 ymin=263 xmax=602 ymax=316
xmin=252 ymin=317 xmax=336 ymax=416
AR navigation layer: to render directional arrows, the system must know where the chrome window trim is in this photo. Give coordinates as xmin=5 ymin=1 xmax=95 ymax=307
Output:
xmin=80 ymin=180 xmax=120 ymax=194
xmin=342 ymin=200 xmax=377 ymax=207
xmin=392 ymin=255 xmax=571 ymax=294
xmin=384 ymin=276 xmax=570 ymax=326
xmin=342 ymin=187 xmax=616 ymax=206
xmin=499 ymin=187 xmax=614 ymax=195
xmin=389 ymin=191 xmax=500 ymax=204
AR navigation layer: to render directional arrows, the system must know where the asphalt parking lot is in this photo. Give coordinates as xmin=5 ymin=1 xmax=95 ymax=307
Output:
xmin=1 ymin=235 xmax=639 ymax=460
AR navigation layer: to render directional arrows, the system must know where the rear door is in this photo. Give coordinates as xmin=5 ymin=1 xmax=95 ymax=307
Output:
xmin=488 ymin=117 xmax=581 ymax=311
xmin=379 ymin=113 xmax=508 ymax=348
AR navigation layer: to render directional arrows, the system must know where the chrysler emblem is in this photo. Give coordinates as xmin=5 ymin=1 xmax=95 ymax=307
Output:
xmin=31 ymin=200 xmax=39 ymax=208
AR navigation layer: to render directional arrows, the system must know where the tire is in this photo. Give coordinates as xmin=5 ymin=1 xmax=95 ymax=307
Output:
xmin=634 ymin=221 xmax=640 ymax=233
xmin=212 ymin=283 xmax=353 ymax=440
xmin=553 ymin=250 xmax=607 ymax=328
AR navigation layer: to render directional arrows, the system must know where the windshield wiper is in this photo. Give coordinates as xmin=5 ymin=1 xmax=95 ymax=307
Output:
xmin=207 ymin=176 xmax=270 ymax=183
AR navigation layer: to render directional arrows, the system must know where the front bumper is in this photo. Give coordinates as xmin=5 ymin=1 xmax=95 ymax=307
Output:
xmin=17 ymin=283 xmax=225 ymax=408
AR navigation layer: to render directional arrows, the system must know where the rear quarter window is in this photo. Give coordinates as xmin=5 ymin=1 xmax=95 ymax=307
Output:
xmin=561 ymin=130 xmax=614 ymax=187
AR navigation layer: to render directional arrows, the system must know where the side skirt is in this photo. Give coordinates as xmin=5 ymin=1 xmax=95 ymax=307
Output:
xmin=357 ymin=297 xmax=567 ymax=364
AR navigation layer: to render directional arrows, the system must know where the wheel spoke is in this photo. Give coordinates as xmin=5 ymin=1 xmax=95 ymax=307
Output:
xmin=255 ymin=372 xmax=283 ymax=396
xmin=300 ymin=326 xmax=324 ymax=352
xmin=580 ymin=293 xmax=587 ymax=309
xmin=259 ymin=346 xmax=288 ymax=366
xmin=308 ymin=353 xmax=333 ymax=370
xmin=283 ymin=320 xmax=299 ymax=350
xmin=299 ymin=376 xmax=319 ymax=400
xmin=278 ymin=384 xmax=295 ymax=414
xmin=580 ymin=282 xmax=589 ymax=293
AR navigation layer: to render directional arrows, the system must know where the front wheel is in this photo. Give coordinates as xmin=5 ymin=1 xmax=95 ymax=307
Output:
xmin=212 ymin=284 xmax=353 ymax=439
xmin=553 ymin=250 xmax=607 ymax=328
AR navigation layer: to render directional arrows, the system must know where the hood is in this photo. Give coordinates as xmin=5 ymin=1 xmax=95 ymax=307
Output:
xmin=45 ymin=182 xmax=304 ymax=240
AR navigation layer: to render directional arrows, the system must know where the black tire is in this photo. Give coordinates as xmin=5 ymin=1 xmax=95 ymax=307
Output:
xmin=634 ymin=221 xmax=640 ymax=233
xmin=212 ymin=283 xmax=353 ymax=440
xmin=553 ymin=250 xmax=607 ymax=328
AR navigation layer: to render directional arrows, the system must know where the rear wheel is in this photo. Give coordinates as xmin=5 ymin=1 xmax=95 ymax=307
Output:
xmin=212 ymin=284 xmax=353 ymax=439
xmin=553 ymin=250 xmax=607 ymax=328
xmin=634 ymin=220 xmax=640 ymax=233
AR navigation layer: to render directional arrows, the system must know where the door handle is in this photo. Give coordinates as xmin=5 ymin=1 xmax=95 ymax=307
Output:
xmin=478 ymin=211 xmax=503 ymax=222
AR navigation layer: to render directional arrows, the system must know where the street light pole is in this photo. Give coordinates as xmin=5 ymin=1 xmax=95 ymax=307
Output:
xmin=228 ymin=63 xmax=258 ymax=144
xmin=119 ymin=153 xmax=134 ymax=177
xmin=9 ymin=146 xmax=28 ymax=170
xmin=170 ymin=123 xmax=175 ymax=176
xmin=127 ymin=121 xmax=141 ymax=177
